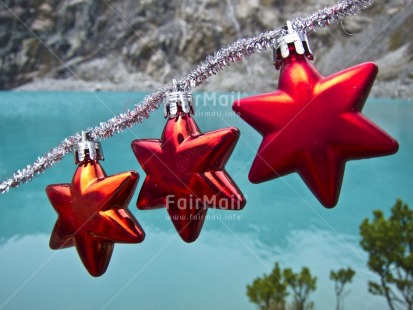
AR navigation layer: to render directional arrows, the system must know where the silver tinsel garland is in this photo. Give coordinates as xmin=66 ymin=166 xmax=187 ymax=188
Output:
xmin=0 ymin=0 xmax=374 ymax=194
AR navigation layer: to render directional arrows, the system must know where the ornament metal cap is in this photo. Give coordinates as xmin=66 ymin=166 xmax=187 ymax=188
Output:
xmin=74 ymin=131 xmax=104 ymax=164
xmin=164 ymin=79 xmax=195 ymax=118
xmin=273 ymin=20 xmax=313 ymax=70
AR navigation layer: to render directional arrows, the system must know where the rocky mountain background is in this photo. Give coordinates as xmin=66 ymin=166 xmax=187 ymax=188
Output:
xmin=1 ymin=0 xmax=412 ymax=97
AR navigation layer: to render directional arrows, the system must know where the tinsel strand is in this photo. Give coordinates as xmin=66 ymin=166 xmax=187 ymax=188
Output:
xmin=0 ymin=0 xmax=373 ymax=194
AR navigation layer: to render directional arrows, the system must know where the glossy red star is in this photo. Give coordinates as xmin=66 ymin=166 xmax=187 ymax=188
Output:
xmin=233 ymin=51 xmax=399 ymax=208
xmin=131 ymin=113 xmax=246 ymax=242
xmin=46 ymin=160 xmax=145 ymax=277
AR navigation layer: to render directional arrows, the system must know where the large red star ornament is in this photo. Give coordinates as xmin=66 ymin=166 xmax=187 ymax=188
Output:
xmin=46 ymin=160 xmax=145 ymax=277
xmin=232 ymin=49 xmax=399 ymax=208
xmin=131 ymin=112 xmax=246 ymax=242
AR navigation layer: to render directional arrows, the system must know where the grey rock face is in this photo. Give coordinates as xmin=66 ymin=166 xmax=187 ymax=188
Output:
xmin=1 ymin=0 xmax=412 ymax=97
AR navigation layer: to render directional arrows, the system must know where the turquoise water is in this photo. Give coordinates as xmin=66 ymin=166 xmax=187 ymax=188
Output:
xmin=0 ymin=92 xmax=411 ymax=310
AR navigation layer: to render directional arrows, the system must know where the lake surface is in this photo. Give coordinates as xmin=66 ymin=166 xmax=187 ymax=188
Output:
xmin=0 ymin=92 xmax=411 ymax=310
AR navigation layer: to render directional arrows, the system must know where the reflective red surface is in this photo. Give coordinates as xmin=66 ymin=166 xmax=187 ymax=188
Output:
xmin=131 ymin=113 xmax=246 ymax=242
xmin=46 ymin=160 xmax=145 ymax=277
xmin=233 ymin=49 xmax=399 ymax=208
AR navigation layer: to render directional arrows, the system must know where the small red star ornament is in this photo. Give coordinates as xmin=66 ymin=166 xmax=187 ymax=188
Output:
xmin=233 ymin=37 xmax=398 ymax=208
xmin=132 ymin=92 xmax=245 ymax=242
xmin=46 ymin=136 xmax=145 ymax=277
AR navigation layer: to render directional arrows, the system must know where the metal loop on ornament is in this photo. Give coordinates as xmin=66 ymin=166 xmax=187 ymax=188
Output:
xmin=273 ymin=20 xmax=314 ymax=70
xmin=164 ymin=79 xmax=195 ymax=118
xmin=340 ymin=18 xmax=360 ymax=36
xmin=74 ymin=131 xmax=104 ymax=164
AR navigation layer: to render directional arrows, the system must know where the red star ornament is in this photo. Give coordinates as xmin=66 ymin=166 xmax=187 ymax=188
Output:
xmin=233 ymin=50 xmax=399 ymax=208
xmin=46 ymin=160 xmax=145 ymax=277
xmin=131 ymin=112 xmax=246 ymax=242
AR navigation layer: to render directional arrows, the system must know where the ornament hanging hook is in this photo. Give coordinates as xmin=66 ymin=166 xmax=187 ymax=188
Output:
xmin=172 ymin=79 xmax=179 ymax=92
xmin=74 ymin=131 xmax=104 ymax=164
xmin=273 ymin=20 xmax=314 ymax=70
xmin=340 ymin=18 xmax=358 ymax=36
xmin=164 ymin=79 xmax=195 ymax=118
